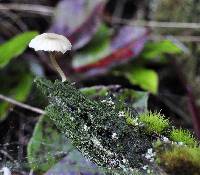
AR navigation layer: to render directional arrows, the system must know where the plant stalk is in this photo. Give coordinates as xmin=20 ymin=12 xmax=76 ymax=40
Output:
xmin=49 ymin=53 xmax=67 ymax=82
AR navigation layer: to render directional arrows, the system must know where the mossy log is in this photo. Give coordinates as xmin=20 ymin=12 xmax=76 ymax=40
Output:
xmin=35 ymin=78 xmax=152 ymax=174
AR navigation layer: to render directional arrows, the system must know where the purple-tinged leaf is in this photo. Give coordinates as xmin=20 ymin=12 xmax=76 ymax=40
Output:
xmin=49 ymin=0 xmax=106 ymax=50
xmin=72 ymin=26 xmax=149 ymax=75
xmin=45 ymin=151 xmax=104 ymax=175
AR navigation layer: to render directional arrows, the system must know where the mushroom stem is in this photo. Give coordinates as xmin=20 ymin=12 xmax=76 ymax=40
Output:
xmin=49 ymin=53 xmax=67 ymax=82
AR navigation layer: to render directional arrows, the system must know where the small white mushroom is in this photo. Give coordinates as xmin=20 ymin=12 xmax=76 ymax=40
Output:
xmin=29 ymin=33 xmax=72 ymax=82
xmin=0 ymin=167 xmax=11 ymax=175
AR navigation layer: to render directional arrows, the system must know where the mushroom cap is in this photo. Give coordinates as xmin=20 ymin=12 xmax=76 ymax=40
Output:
xmin=29 ymin=33 xmax=72 ymax=54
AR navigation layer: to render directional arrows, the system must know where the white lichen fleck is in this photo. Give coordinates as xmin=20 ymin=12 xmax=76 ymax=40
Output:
xmin=83 ymin=125 xmax=89 ymax=131
xmin=92 ymin=138 xmax=101 ymax=146
xmin=144 ymin=148 xmax=156 ymax=162
xmin=178 ymin=141 xmax=184 ymax=145
xmin=147 ymin=169 xmax=151 ymax=174
xmin=162 ymin=136 xmax=170 ymax=142
xmin=101 ymin=100 xmax=107 ymax=103
xmin=112 ymin=133 xmax=118 ymax=139
xmin=119 ymin=111 xmax=125 ymax=117
xmin=142 ymin=165 xmax=148 ymax=170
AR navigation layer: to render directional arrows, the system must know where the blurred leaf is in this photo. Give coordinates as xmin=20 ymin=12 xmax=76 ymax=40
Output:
xmin=0 ymin=31 xmax=38 ymax=68
xmin=45 ymin=151 xmax=104 ymax=175
xmin=12 ymin=74 xmax=33 ymax=101
xmin=73 ymin=26 xmax=148 ymax=75
xmin=50 ymin=0 xmax=105 ymax=50
xmin=81 ymin=85 xmax=149 ymax=113
xmin=125 ymin=67 xmax=159 ymax=94
xmin=117 ymin=89 xmax=149 ymax=113
xmin=73 ymin=24 xmax=110 ymax=68
xmin=45 ymin=152 xmax=141 ymax=175
xmin=0 ymin=73 xmax=33 ymax=121
xmin=141 ymin=40 xmax=182 ymax=61
xmin=27 ymin=115 xmax=75 ymax=173
xmin=0 ymin=103 xmax=9 ymax=121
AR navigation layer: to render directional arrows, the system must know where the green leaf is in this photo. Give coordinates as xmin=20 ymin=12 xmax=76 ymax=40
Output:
xmin=12 ymin=73 xmax=33 ymax=101
xmin=0 ymin=73 xmax=33 ymax=121
xmin=125 ymin=67 xmax=159 ymax=94
xmin=0 ymin=31 xmax=38 ymax=68
xmin=27 ymin=115 xmax=75 ymax=173
xmin=141 ymin=40 xmax=182 ymax=60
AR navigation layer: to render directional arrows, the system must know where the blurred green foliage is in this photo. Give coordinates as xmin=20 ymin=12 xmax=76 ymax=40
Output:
xmin=0 ymin=31 xmax=38 ymax=121
xmin=73 ymin=24 xmax=110 ymax=68
xmin=0 ymin=70 xmax=33 ymax=121
xmin=0 ymin=31 xmax=38 ymax=68
xmin=27 ymin=115 xmax=75 ymax=173
xmin=125 ymin=67 xmax=158 ymax=94
xmin=141 ymin=40 xmax=182 ymax=61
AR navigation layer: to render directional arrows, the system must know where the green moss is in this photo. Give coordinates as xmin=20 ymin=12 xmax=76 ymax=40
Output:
xmin=138 ymin=111 xmax=170 ymax=134
xmin=158 ymin=146 xmax=200 ymax=175
xmin=153 ymin=139 xmax=163 ymax=149
xmin=124 ymin=109 xmax=139 ymax=126
xmin=126 ymin=117 xmax=135 ymax=126
xmin=123 ymin=108 xmax=134 ymax=125
xmin=170 ymin=129 xmax=198 ymax=147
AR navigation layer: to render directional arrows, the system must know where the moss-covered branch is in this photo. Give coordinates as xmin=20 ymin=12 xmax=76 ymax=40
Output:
xmin=35 ymin=78 xmax=152 ymax=174
xmin=34 ymin=77 xmax=200 ymax=175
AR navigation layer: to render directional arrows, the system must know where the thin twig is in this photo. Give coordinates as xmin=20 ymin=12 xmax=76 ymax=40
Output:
xmin=1 ymin=3 xmax=200 ymax=30
xmin=1 ymin=3 xmax=200 ymax=31
xmin=0 ymin=150 xmax=15 ymax=162
xmin=1 ymin=10 xmax=27 ymax=31
xmin=0 ymin=94 xmax=45 ymax=115
xmin=0 ymin=19 xmax=20 ymax=35
xmin=0 ymin=3 xmax=54 ymax=16
xmin=150 ymin=35 xmax=200 ymax=43
xmin=105 ymin=16 xmax=200 ymax=29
